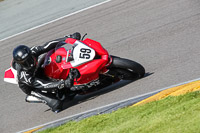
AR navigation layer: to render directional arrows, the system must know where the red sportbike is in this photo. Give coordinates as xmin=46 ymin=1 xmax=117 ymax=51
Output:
xmin=4 ymin=36 xmax=145 ymax=100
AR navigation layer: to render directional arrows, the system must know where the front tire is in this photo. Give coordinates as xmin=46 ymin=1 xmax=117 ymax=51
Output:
xmin=109 ymin=56 xmax=145 ymax=79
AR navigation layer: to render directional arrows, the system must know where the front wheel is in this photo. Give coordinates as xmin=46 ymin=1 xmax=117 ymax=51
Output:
xmin=108 ymin=56 xmax=145 ymax=80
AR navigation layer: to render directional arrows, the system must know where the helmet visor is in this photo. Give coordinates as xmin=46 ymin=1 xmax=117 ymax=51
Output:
xmin=21 ymin=55 xmax=36 ymax=70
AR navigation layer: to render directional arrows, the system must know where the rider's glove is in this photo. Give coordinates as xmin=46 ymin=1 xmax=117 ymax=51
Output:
xmin=64 ymin=78 xmax=73 ymax=89
xmin=58 ymin=79 xmax=65 ymax=89
xmin=64 ymin=69 xmax=80 ymax=89
xmin=65 ymin=32 xmax=81 ymax=40
xmin=70 ymin=68 xmax=81 ymax=79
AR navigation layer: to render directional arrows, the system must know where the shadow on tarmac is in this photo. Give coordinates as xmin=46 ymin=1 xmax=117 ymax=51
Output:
xmin=43 ymin=72 xmax=153 ymax=113
xmin=62 ymin=80 xmax=133 ymax=110
xmin=60 ymin=72 xmax=153 ymax=112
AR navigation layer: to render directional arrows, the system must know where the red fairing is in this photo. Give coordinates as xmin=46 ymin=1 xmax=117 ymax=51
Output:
xmin=75 ymin=59 xmax=107 ymax=85
xmin=83 ymin=38 xmax=109 ymax=56
xmin=44 ymin=48 xmax=71 ymax=79
xmin=44 ymin=38 xmax=110 ymax=85
xmin=83 ymin=38 xmax=109 ymax=67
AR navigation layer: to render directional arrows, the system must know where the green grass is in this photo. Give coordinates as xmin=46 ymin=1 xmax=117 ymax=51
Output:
xmin=39 ymin=91 xmax=200 ymax=133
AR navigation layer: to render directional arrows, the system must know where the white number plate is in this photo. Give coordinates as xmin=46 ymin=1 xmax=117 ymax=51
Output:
xmin=71 ymin=41 xmax=95 ymax=67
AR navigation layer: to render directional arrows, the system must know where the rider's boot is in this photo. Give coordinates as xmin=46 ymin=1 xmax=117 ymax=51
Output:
xmin=27 ymin=91 xmax=63 ymax=113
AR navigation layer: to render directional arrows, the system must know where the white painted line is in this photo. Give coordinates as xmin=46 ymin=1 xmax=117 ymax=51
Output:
xmin=18 ymin=77 xmax=200 ymax=133
xmin=0 ymin=0 xmax=112 ymax=42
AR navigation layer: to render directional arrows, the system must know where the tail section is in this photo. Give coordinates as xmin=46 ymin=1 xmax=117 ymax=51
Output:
xmin=4 ymin=67 xmax=18 ymax=84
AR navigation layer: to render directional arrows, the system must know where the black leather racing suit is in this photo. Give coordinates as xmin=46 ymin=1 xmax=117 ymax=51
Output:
xmin=16 ymin=37 xmax=69 ymax=95
xmin=14 ymin=33 xmax=81 ymax=112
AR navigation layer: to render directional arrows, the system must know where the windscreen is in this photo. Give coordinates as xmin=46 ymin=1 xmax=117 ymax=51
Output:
xmin=43 ymin=42 xmax=74 ymax=67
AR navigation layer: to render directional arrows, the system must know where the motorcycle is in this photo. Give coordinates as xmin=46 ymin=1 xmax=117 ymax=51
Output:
xmin=4 ymin=36 xmax=145 ymax=103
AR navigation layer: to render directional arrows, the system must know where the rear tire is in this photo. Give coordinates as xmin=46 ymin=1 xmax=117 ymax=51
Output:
xmin=109 ymin=56 xmax=145 ymax=79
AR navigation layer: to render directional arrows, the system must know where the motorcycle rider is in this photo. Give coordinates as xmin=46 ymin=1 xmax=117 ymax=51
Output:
xmin=12 ymin=32 xmax=81 ymax=112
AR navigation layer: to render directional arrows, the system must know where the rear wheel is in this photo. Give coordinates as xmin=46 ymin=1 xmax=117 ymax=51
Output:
xmin=108 ymin=56 xmax=145 ymax=80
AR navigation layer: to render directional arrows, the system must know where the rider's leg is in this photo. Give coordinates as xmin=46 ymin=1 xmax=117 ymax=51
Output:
xmin=26 ymin=91 xmax=63 ymax=113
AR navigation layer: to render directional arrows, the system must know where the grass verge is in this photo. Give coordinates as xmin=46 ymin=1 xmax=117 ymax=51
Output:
xmin=39 ymin=91 xmax=200 ymax=133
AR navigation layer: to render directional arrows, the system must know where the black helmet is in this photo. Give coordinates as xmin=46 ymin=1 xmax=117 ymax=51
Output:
xmin=13 ymin=45 xmax=36 ymax=70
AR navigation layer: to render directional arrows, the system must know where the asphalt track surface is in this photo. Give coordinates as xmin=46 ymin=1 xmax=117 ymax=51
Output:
xmin=1 ymin=0 xmax=200 ymax=132
xmin=0 ymin=0 xmax=106 ymax=40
